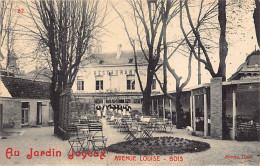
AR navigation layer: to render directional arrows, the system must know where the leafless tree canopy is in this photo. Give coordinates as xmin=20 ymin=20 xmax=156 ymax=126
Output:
xmin=26 ymin=0 xmax=106 ymax=135
xmin=0 ymin=0 xmax=16 ymax=69
xmin=180 ymin=0 xmax=228 ymax=80
xmin=113 ymin=0 xmax=180 ymax=115
xmin=27 ymin=0 xmax=106 ymax=87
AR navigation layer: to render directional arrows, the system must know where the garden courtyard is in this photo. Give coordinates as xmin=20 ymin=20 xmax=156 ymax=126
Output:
xmin=0 ymin=118 xmax=259 ymax=166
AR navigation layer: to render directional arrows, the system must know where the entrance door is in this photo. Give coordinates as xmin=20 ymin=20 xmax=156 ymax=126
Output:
xmin=0 ymin=104 xmax=3 ymax=132
xmin=194 ymin=95 xmax=204 ymax=132
xmin=37 ymin=102 xmax=42 ymax=125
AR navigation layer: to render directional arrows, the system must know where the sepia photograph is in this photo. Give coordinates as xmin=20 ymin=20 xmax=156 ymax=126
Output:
xmin=0 ymin=0 xmax=259 ymax=165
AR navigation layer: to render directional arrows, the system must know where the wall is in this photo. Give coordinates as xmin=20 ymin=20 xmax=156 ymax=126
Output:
xmin=0 ymin=99 xmax=21 ymax=128
xmin=25 ymin=99 xmax=51 ymax=126
xmin=72 ymin=64 xmax=163 ymax=94
xmin=0 ymin=98 xmax=53 ymax=128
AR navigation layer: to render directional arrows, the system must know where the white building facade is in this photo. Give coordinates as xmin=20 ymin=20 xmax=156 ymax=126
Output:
xmin=72 ymin=49 xmax=163 ymax=112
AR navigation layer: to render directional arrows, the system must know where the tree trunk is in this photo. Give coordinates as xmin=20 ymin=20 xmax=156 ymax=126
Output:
xmin=254 ymin=0 xmax=260 ymax=47
xmin=49 ymin=72 xmax=63 ymax=136
xmin=142 ymin=64 xmax=154 ymax=115
xmin=50 ymin=89 xmax=61 ymax=135
xmin=217 ymin=0 xmax=228 ymax=81
xmin=175 ymin=91 xmax=184 ymax=129
xmin=142 ymin=91 xmax=152 ymax=115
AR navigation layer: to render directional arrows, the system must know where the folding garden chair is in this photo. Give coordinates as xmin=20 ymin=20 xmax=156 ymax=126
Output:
xmin=67 ymin=125 xmax=85 ymax=155
xmin=87 ymin=123 xmax=108 ymax=151
xmin=124 ymin=123 xmax=138 ymax=140
xmin=140 ymin=123 xmax=156 ymax=138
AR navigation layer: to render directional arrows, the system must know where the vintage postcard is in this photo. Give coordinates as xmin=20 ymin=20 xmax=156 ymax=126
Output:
xmin=0 ymin=0 xmax=259 ymax=165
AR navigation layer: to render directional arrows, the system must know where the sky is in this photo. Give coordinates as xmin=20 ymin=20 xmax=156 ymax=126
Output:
xmin=98 ymin=0 xmax=258 ymax=88
xmin=1 ymin=0 xmax=259 ymax=89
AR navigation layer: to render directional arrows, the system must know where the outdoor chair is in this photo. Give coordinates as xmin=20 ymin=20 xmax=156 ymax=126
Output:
xmin=166 ymin=120 xmax=174 ymax=133
xmin=87 ymin=124 xmax=108 ymax=151
xmin=106 ymin=116 xmax=116 ymax=125
xmin=119 ymin=120 xmax=132 ymax=132
xmin=112 ymin=119 xmax=122 ymax=129
xmin=67 ymin=125 xmax=85 ymax=155
xmin=140 ymin=123 xmax=156 ymax=138
xmin=70 ymin=118 xmax=80 ymax=125
xmin=116 ymin=120 xmax=124 ymax=132
xmin=124 ymin=123 xmax=138 ymax=141
xmin=153 ymin=119 xmax=167 ymax=132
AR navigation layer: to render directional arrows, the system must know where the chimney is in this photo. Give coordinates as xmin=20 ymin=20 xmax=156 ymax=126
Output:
xmin=116 ymin=44 xmax=122 ymax=59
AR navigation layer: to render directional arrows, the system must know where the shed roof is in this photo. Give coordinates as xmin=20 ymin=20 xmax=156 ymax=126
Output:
xmin=1 ymin=76 xmax=50 ymax=99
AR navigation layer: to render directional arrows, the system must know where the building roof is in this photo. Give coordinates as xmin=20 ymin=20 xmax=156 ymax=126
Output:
xmin=228 ymin=50 xmax=260 ymax=81
xmin=82 ymin=50 xmax=150 ymax=66
xmin=1 ymin=76 xmax=50 ymax=99
xmin=23 ymin=67 xmax=52 ymax=82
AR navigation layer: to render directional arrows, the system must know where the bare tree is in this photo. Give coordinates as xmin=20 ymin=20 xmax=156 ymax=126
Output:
xmin=153 ymin=0 xmax=219 ymax=128
xmin=180 ymin=0 xmax=228 ymax=81
xmin=154 ymin=0 xmax=205 ymax=128
xmin=0 ymin=0 xmax=16 ymax=70
xmin=26 ymin=0 xmax=106 ymax=135
xmin=155 ymin=36 xmax=196 ymax=128
xmin=113 ymin=0 xmax=180 ymax=115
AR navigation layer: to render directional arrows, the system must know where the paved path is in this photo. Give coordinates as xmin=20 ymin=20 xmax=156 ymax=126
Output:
xmin=0 ymin=119 xmax=259 ymax=166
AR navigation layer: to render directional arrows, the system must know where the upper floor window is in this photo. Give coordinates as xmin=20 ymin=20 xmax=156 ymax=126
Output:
xmin=128 ymin=58 xmax=133 ymax=63
xmin=127 ymin=76 xmax=135 ymax=90
xmin=77 ymin=80 xmax=84 ymax=90
xmin=152 ymin=79 xmax=156 ymax=90
xmin=96 ymin=80 xmax=103 ymax=90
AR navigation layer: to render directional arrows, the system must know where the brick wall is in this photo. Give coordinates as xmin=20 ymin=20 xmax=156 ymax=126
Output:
xmin=210 ymin=77 xmax=223 ymax=139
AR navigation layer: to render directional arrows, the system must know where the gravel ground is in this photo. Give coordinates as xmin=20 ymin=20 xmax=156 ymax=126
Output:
xmin=0 ymin=119 xmax=259 ymax=166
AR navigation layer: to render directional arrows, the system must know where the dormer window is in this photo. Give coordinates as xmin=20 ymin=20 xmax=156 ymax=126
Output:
xmin=99 ymin=60 xmax=104 ymax=64
xmin=128 ymin=58 xmax=133 ymax=63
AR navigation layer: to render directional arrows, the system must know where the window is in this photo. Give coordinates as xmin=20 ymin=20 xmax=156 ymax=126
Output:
xmin=96 ymin=80 xmax=103 ymax=90
xmin=95 ymin=99 xmax=103 ymax=104
xmin=133 ymin=99 xmax=141 ymax=103
xmin=112 ymin=99 xmax=118 ymax=103
xmin=152 ymin=79 xmax=156 ymax=90
xmin=119 ymin=99 xmax=124 ymax=103
xmin=127 ymin=76 xmax=135 ymax=90
xmin=125 ymin=99 xmax=131 ymax=103
xmin=77 ymin=80 xmax=84 ymax=90
xmin=21 ymin=102 xmax=30 ymax=124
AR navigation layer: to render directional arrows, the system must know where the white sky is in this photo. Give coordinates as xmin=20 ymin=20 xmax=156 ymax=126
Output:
xmin=2 ymin=0 xmax=259 ymax=89
xmin=99 ymin=0 xmax=258 ymax=88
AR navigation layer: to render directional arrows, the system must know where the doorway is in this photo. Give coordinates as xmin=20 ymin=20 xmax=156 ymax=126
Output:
xmin=37 ymin=102 xmax=42 ymax=125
